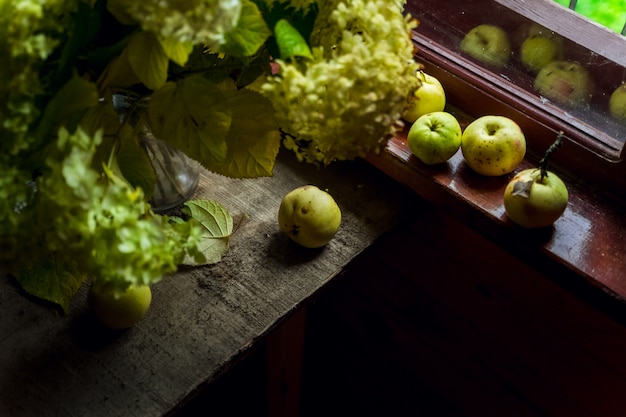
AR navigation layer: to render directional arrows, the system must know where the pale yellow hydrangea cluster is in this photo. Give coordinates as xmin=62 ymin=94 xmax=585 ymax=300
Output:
xmin=108 ymin=0 xmax=243 ymax=50
xmin=262 ymin=0 xmax=419 ymax=164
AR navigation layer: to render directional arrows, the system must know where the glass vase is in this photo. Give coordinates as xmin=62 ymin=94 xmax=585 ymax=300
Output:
xmin=112 ymin=93 xmax=200 ymax=212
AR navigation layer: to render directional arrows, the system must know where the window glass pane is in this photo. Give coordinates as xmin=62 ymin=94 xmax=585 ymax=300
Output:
xmin=407 ymin=0 xmax=626 ymax=160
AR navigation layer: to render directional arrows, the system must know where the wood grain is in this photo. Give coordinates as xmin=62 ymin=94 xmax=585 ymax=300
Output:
xmin=0 ymin=150 xmax=420 ymax=417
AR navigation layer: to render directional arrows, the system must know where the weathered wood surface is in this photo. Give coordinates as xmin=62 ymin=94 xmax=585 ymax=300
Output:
xmin=0 ymin=150 xmax=419 ymax=417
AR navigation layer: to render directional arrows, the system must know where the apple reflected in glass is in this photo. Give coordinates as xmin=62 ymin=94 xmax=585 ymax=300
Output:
xmin=533 ymin=60 xmax=593 ymax=107
xmin=520 ymin=35 xmax=564 ymax=73
xmin=460 ymin=24 xmax=511 ymax=68
xmin=609 ymin=83 xmax=626 ymax=123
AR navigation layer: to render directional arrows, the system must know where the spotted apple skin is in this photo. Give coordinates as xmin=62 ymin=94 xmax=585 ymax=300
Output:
xmin=461 ymin=116 xmax=526 ymax=176
xmin=278 ymin=185 xmax=341 ymax=248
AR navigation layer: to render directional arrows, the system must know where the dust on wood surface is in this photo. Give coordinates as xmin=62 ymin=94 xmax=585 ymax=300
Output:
xmin=0 ymin=149 xmax=421 ymax=417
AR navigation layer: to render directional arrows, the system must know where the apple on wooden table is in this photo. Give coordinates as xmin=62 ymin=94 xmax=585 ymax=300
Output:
xmin=407 ymin=111 xmax=461 ymax=165
xmin=88 ymin=284 xmax=153 ymax=329
xmin=460 ymin=24 xmax=512 ymax=68
xmin=278 ymin=185 xmax=341 ymax=248
xmin=503 ymin=134 xmax=568 ymax=228
xmin=460 ymin=115 xmax=526 ymax=176
xmin=402 ymin=71 xmax=446 ymax=123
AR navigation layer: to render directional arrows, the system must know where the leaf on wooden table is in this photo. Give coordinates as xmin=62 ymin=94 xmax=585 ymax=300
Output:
xmin=180 ymin=199 xmax=234 ymax=265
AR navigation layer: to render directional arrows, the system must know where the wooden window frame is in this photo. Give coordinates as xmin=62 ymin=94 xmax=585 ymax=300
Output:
xmin=403 ymin=0 xmax=626 ymax=197
xmin=367 ymin=0 xmax=626 ymax=312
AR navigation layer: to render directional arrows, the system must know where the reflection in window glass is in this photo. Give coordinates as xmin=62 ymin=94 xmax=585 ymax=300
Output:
xmin=552 ymin=0 xmax=626 ymax=34
xmin=408 ymin=0 xmax=626 ymax=159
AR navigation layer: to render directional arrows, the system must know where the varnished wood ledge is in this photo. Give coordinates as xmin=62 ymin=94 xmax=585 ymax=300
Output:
xmin=366 ymin=128 xmax=626 ymax=318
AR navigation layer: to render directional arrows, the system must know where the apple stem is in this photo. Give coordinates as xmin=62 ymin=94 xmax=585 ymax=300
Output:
xmin=539 ymin=132 xmax=564 ymax=181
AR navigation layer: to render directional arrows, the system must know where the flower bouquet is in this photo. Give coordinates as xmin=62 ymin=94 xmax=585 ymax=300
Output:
xmin=0 ymin=0 xmax=420 ymax=312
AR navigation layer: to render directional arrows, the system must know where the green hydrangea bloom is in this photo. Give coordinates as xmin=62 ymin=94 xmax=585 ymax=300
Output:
xmin=262 ymin=0 xmax=419 ymax=164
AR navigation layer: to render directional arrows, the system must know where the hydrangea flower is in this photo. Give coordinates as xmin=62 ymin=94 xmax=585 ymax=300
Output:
xmin=107 ymin=0 xmax=243 ymax=49
xmin=262 ymin=0 xmax=420 ymax=164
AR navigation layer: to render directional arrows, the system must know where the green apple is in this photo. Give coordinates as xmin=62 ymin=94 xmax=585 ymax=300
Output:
xmin=402 ymin=71 xmax=446 ymax=123
xmin=407 ymin=111 xmax=461 ymax=165
xmin=520 ymin=35 xmax=564 ymax=73
xmin=461 ymin=115 xmax=526 ymax=176
xmin=503 ymin=168 xmax=568 ymax=228
xmin=533 ymin=60 xmax=593 ymax=107
xmin=278 ymin=185 xmax=341 ymax=248
xmin=460 ymin=24 xmax=511 ymax=68
xmin=88 ymin=284 xmax=152 ymax=329
xmin=609 ymin=83 xmax=626 ymax=122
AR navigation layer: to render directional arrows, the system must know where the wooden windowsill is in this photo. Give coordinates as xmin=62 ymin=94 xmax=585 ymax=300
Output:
xmin=366 ymin=124 xmax=626 ymax=314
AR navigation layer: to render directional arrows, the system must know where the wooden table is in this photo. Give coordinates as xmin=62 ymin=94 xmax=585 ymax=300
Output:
xmin=0 ymin=150 xmax=419 ymax=417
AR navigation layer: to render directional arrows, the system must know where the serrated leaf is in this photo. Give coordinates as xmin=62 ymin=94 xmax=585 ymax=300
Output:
xmin=219 ymin=0 xmax=271 ymax=58
xmin=274 ymin=18 xmax=313 ymax=61
xmin=208 ymin=82 xmax=280 ymax=178
xmin=182 ymin=199 xmax=233 ymax=237
xmin=148 ymin=76 xmax=232 ymax=166
xmin=127 ymin=31 xmax=169 ymax=90
xmin=160 ymin=37 xmax=194 ymax=67
xmin=15 ymin=255 xmax=87 ymax=314
xmin=180 ymin=199 xmax=234 ymax=265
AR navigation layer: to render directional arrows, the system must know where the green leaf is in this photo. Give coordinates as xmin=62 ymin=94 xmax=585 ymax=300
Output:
xmin=274 ymin=18 xmax=313 ymax=61
xmin=182 ymin=200 xmax=233 ymax=237
xmin=219 ymin=0 xmax=272 ymax=57
xmin=181 ymin=199 xmax=234 ymax=265
xmin=126 ymin=31 xmax=169 ymax=90
xmin=148 ymin=76 xmax=232 ymax=166
xmin=97 ymin=51 xmax=141 ymax=90
xmin=208 ymin=81 xmax=280 ymax=178
xmin=35 ymin=75 xmax=99 ymax=145
xmin=15 ymin=255 xmax=87 ymax=314
xmin=79 ymin=92 xmax=121 ymax=137
xmin=159 ymin=37 xmax=194 ymax=67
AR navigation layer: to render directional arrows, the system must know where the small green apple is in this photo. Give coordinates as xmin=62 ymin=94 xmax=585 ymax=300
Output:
xmin=461 ymin=115 xmax=526 ymax=176
xmin=407 ymin=111 xmax=461 ymax=165
xmin=609 ymin=83 xmax=626 ymax=122
xmin=460 ymin=24 xmax=511 ymax=68
xmin=503 ymin=168 xmax=568 ymax=228
xmin=533 ymin=60 xmax=593 ymax=107
xmin=278 ymin=185 xmax=341 ymax=248
xmin=88 ymin=284 xmax=152 ymax=329
xmin=520 ymin=35 xmax=563 ymax=73
xmin=403 ymin=71 xmax=446 ymax=123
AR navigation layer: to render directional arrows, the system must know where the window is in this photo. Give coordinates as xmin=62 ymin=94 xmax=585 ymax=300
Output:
xmin=552 ymin=0 xmax=626 ymax=34
xmin=405 ymin=0 xmax=626 ymax=196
